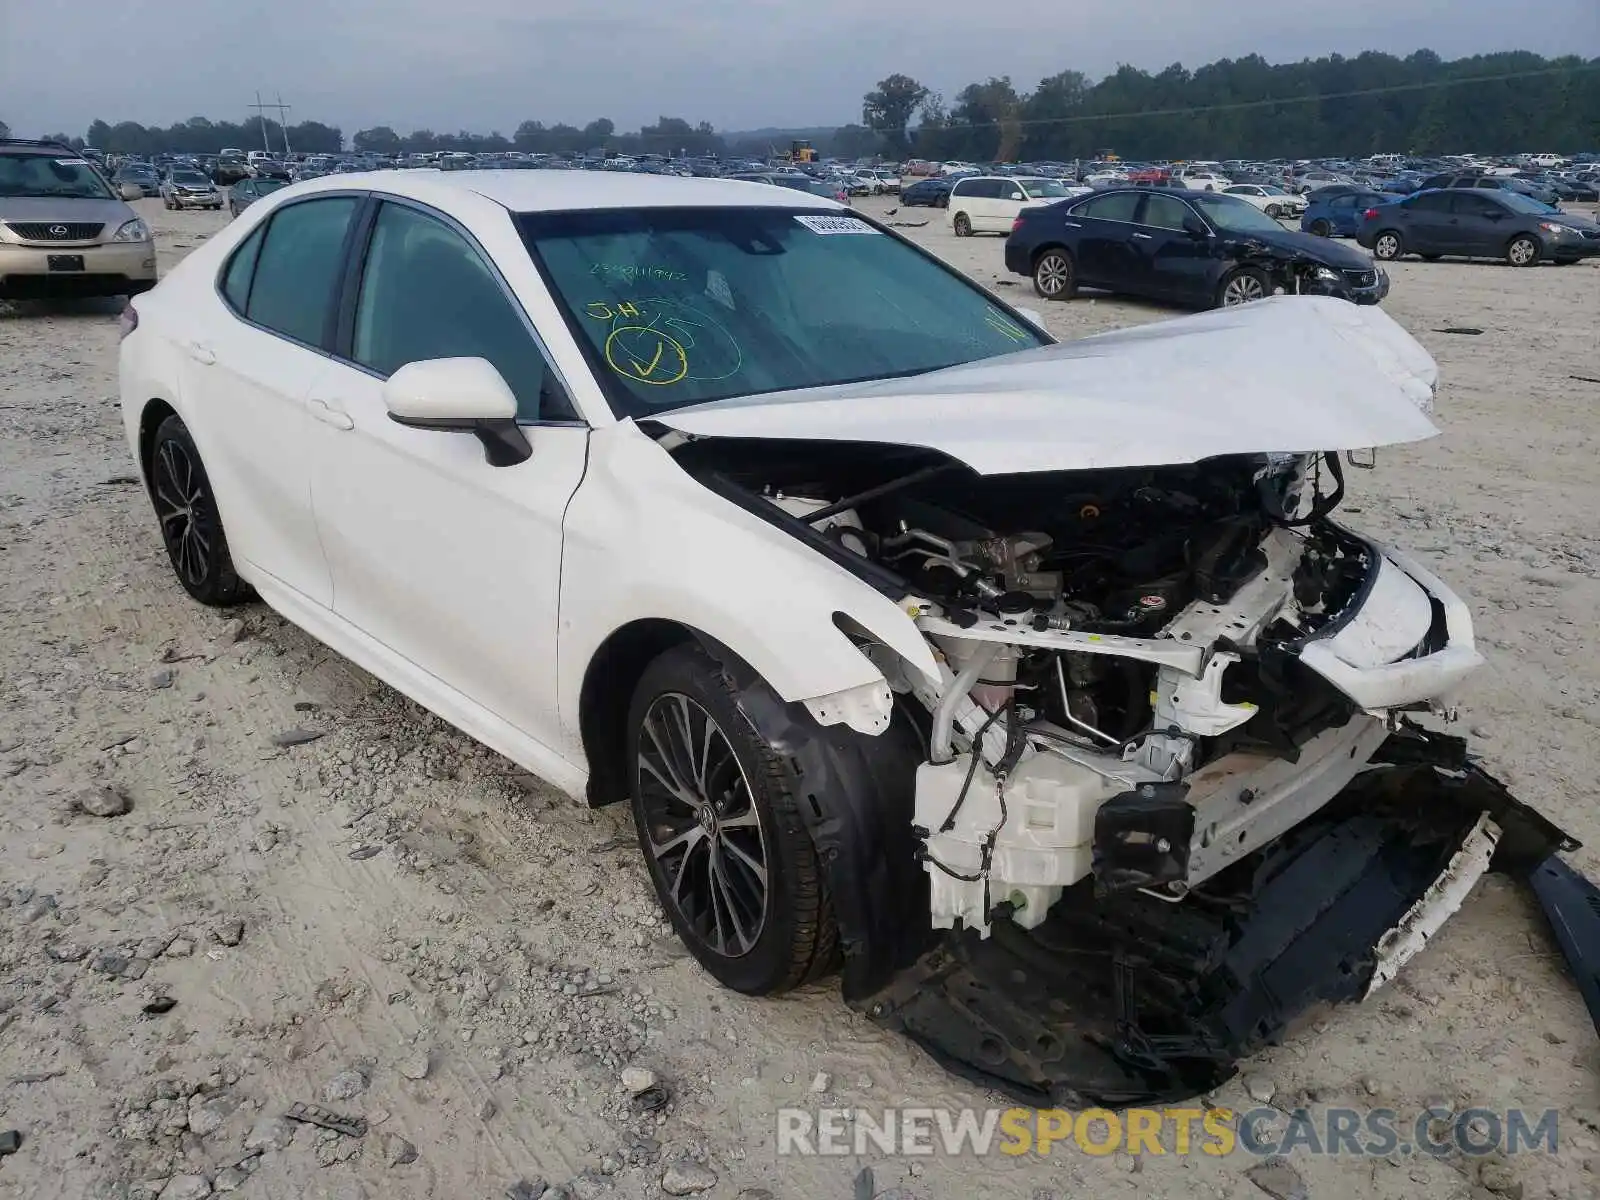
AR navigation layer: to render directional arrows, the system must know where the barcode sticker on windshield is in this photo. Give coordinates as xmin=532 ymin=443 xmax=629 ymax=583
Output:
xmin=794 ymin=214 xmax=879 ymax=236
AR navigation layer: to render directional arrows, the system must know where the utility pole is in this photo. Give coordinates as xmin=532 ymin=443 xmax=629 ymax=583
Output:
xmin=275 ymin=94 xmax=293 ymax=157
xmin=249 ymin=92 xmax=273 ymax=155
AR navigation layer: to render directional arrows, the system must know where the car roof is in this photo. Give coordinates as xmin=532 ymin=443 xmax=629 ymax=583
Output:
xmin=288 ymin=168 xmax=842 ymax=213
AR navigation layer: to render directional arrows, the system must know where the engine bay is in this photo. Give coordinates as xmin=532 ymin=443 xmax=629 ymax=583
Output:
xmin=670 ymin=434 xmax=1453 ymax=934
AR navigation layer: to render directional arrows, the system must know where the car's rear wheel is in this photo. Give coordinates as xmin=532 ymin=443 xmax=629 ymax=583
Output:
xmin=1266 ymin=204 xmax=1282 ymax=218
xmin=627 ymin=644 xmax=837 ymax=995
xmin=1506 ymin=235 xmax=1540 ymax=267
xmin=148 ymin=414 xmax=252 ymax=607
xmin=1217 ymin=266 xmax=1270 ymax=308
xmin=952 ymin=212 xmax=972 ymax=237
xmin=1032 ymin=248 xmax=1076 ymax=300
xmin=1372 ymin=230 xmax=1404 ymax=260
xmin=1309 ymin=218 xmax=1332 ymax=237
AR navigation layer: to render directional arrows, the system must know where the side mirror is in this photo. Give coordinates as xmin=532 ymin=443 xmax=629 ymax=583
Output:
xmin=119 ymin=183 xmax=143 ymax=201
xmin=1009 ymin=192 xmax=1024 ymax=201
xmin=383 ymin=357 xmax=531 ymax=467
xmin=1183 ymin=218 xmax=1209 ymax=239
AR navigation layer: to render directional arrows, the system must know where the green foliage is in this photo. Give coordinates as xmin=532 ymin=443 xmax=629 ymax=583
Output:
xmin=889 ymin=50 xmax=1599 ymax=162
xmin=84 ymin=116 xmax=343 ymax=155
xmin=862 ymin=74 xmax=931 ymax=155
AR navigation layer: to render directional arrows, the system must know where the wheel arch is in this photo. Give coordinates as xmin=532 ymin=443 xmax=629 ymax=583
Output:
xmin=137 ymin=397 xmax=180 ymax=490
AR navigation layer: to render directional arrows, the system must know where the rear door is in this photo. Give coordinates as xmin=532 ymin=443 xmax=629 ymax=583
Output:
xmin=1067 ymin=191 xmax=1142 ymax=287
xmin=1449 ymin=191 xmax=1511 ymax=255
xmin=1397 ymin=192 xmax=1454 ymax=253
xmin=182 ymin=194 xmax=361 ymax=606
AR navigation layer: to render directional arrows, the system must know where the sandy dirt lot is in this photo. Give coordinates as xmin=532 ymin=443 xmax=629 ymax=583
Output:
xmin=1 ymin=191 xmax=1598 ymax=1200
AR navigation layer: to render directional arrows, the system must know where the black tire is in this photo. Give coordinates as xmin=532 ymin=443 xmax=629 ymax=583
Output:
xmin=1506 ymin=234 xmax=1540 ymax=267
xmin=1266 ymin=204 xmax=1282 ymax=218
xmin=952 ymin=212 xmax=973 ymax=237
xmin=1309 ymin=218 xmax=1332 ymax=237
xmin=1372 ymin=230 xmax=1404 ymax=261
xmin=1032 ymin=247 xmax=1076 ymax=300
xmin=148 ymin=414 xmax=252 ymax=607
xmin=627 ymin=643 xmax=837 ymax=995
xmin=1217 ymin=265 xmax=1271 ymax=308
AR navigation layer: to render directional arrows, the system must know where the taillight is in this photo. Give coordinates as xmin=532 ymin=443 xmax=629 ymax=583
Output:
xmin=1363 ymin=208 xmax=1380 ymax=220
xmin=1012 ymin=215 xmax=1026 ymax=232
xmin=118 ymin=301 xmax=139 ymax=341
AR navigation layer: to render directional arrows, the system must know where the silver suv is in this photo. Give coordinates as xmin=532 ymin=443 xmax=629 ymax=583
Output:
xmin=0 ymin=140 xmax=157 ymax=300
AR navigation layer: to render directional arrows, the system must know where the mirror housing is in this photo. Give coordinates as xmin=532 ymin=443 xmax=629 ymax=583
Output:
xmin=119 ymin=183 xmax=143 ymax=201
xmin=383 ymin=357 xmax=531 ymax=467
xmin=1183 ymin=218 xmax=1210 ymax=239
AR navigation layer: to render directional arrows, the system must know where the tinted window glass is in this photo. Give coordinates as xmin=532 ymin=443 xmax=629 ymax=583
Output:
xmin=221 ymin=225 xmax=265 ymax=312
xmin=354 ymin=202 xmax=566 ymax=422
xmin=1406 ymin=192 xmax=1453 ymax=212
xmin=247 ymin=197 xmax=356 ymax=345
xmin=1074 ymin=192 xmax=1141 ymax=221
xmin=1474 ymin=178 xmax=1498 ymax=189
xmin=1140 ymin=193 xmax=1192 ymax=230
xmin=1329 ymin=196 xmax=1355 ymax=210
xmin=1451 ymin=193 xmax=1503 ymax=216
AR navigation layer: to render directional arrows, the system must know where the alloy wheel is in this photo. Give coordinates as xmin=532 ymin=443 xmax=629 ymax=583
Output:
xmin=1374 ymin=233 xmax=1400 ymax=259
xmin=1222 ymin=273 xmax=1266 ymax=306
xmin=152 ymin=438 xmax=211 ymax=587
xmin=1508 ymin=238 xmax=1537 ymax=266
xmin=635 ymin=693 xmax=769 ymax=958
xmin=1035 ymin=253 xmax=1071 ymax=297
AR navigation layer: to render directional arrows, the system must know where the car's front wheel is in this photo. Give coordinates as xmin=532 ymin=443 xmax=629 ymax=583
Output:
xmin=627 ymin=644 xmax=836 ymax=995
xmin=1032 ymin=248 xmax=1076 ymax=300
xmin=1217 ymin=266 xmax=1270 ymax=307
xmin=1506 ymin=235 xmax=1540 ymax=267
xmin=148 ymin=414 xmax=252 ymax=607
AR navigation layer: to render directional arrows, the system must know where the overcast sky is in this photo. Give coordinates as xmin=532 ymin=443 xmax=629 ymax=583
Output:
xmin=6 ymin=0 xmax=1598 ymax=137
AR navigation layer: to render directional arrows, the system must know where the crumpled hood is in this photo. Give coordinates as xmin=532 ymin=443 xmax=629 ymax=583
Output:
xmin=650 ymin=296 xmax=1440 ymax=475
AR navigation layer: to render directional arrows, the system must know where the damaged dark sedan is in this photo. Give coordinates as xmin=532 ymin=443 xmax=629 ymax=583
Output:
xmin=1007 ymin=186 xmax=1388 ymax=308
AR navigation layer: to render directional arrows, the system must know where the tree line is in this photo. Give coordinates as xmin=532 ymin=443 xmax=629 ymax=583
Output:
xmin=863 ymin=50 xmax=1598 ymax=162
xmin=12 ymin=47 xmax=1593 ymax=165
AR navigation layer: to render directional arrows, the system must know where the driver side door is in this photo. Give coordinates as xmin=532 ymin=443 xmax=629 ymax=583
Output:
xmin=304 ymin=197 xmax=589 ymax=754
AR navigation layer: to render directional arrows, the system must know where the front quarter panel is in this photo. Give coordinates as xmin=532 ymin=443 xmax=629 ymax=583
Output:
xmin=557 ymin=421 xmax=943 ymax=758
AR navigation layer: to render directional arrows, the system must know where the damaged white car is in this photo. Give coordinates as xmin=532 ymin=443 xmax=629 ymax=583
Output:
xmin=119 ymin=171 xmax=1583 ymax=1106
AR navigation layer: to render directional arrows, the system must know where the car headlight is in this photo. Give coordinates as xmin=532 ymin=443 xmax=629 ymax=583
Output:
xmin=1312 ymin=266 xmax=1341 ymax=281
xmin=1538 ymin=222 xmax=1568 ymax=235
xmin=113 ymin=218 xmax=151 ymax=242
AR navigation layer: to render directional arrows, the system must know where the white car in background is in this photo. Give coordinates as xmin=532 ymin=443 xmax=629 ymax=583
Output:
xmin=116 ymin=168 xmax=1575 ymax=1107
xmin=1173 ymin=169 xmax=1233 ymax=191
xmin=946 ymin=175 xmax=1087 ymax=235
xmin=1222 ymin=184 xmax=1307 ymax=219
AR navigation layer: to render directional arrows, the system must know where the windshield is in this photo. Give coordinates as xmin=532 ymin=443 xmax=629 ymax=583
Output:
xmin=1187 ymin=193 xmax=1285 ymax=234
xmin=518 ymin=206 xmax=1047 ymax=418
xmin=171 ymin=172 xmax=210 ymax=186
xmin=1018 ymin=179 xmax=1071 ymax=197
xmin=0 ymin=153 xmax=114 ymax=199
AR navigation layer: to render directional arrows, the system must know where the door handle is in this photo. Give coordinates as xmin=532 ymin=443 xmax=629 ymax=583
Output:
xmin=188 ymin=342 xmax=216 ymax=366
xmin=308 ymin=397 xmax=354 ymax=431
xmin=1064 ymin=221 xmax=1083 ymax=228
xmin=1131 ymin=232 xmax=1154 ymax=240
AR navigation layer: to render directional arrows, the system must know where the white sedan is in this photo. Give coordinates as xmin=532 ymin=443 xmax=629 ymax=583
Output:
xmin=1222 ymin=183 xmax=1307 ymax=219
xmin=118 ymin=169 xmax=1567 ymax=1103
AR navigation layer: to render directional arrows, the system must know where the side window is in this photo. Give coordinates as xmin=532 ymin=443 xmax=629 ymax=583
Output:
xmin=1075 ymin=192 xmax=1141 ymax=222
xmin=220 ymin=224 xmax=265 ymax=313
xmin=247 ymin=197 xmax=357 ymax=346
xmin=1407 ymin=192 xmax=1451 ymax=213
xmin=1140 ymin=193 xmax=1192 ymax=230
xmin=1329 ymin=196 xmax=1354 ymax=210
xmin=951 ymin=179 xmax=977 ymax=198
xmin=352 ymin=202 xmax=571 ymax=423
xmin=1451 ymin=194 xmax=1499 ymax=217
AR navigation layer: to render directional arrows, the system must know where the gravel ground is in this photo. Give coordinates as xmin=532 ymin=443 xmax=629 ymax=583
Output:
xmin=1 ymin=193 xmax=1597 ymax=1200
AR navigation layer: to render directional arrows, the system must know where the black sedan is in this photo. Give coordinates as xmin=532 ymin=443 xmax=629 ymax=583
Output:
xmin=900 ymin=178 xmax=952 ymax=207
xmin=1357 ymin=189 xmax=1600 ymax=266
xmin=1005 ymin=187 xmax=1388 ymax=309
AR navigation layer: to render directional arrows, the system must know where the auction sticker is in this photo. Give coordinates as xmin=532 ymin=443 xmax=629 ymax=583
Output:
xmin=794 ymin=214 xmax=880 ymax=235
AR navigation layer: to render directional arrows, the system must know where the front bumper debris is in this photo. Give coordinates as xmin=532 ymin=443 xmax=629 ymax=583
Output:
xmin=856 ymin=744 xmax=1578 ymax=1108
